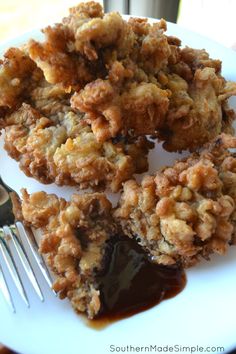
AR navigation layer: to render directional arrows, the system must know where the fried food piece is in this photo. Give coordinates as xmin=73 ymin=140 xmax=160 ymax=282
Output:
xmin=4 ymin=102 xmax=152 ymax=191
xmin=69 ymin=15 xmax=171 ymax=141
xmin=180 ymin=47 xmax=222 ymax=74
xmin=24 ymin=3 xmax=173 ymax=141
xmin=158 ymin=67 xmax=236 ymax=151
xmin=15 ymin=189 xmax=117 ymax=319
xmin=0 ymin=48 xmax=41 ymax=110
xmin=73 ymin=12 xmax=135 ymax=60
xmin=27 ymin=2 xmax=106 ymax=86
xmin=66 ymin=1 xmax=103 ymax=20
xmin=114 ymin=134 xmax=236 ymax=267
xmin=28 ymin=25 xmax=93 ymax=87
xmin=71 ymin=79 xmax=169 ymax=142
xmin=134 ymin=19 xmax=171 ymax=74
xmin=13 ymin=135 xmax=236 ymax=318
xmin=0 ymin=39 xmax=153 ymax=192
xmin=120 ymin=82 xmax=169 ymax=135
xmin=68 ymin=6 xmax=235 ymax=145
xmin=1 ymin=0 xmax=236 ymax=185
xmin=27 ymin=4 xmax=134 ymax=86
xmin=0 ymin=46 xmax=153 ymax=191
xmin=128 ymin=17 xmax=173 ymax=74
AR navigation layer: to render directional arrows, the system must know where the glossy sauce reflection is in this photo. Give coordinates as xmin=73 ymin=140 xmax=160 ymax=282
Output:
xmin=88 ymin=235 xmax=186 ymax=329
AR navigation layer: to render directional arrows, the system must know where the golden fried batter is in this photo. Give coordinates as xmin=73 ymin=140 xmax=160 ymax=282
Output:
xmin=158 ymin=66 xmax=236 ymax=151
xmin=13 ymin=134 xmax=236 ymax=318
xmin=68 ymin=14 xmax=172 ymax=141
xmin=114 ymin=134 xmax=236 ymax=267
xmin=1 ymin=2 xmax=236 ymax=321
xmin=28 ymin=25 xmax=93 ymax=87
xmin=73 ymin=12 xmax=134 ymax=60
xmin=0 ymin=47 xmax=42 ymax=110
xmin=15 ymin=189 xmax=117 ymax=319
xmin=71 ymin=79 xmax=169 ymax=141
xmin=4 ymin=101 xmax=152 ymax=191
xmin=27 ymin=2 xmax=106 ymax=86
xmin=0 ymin=42 xmax=153 ymax=191
xmin=0 ymin=1 xmax=236 ymax=190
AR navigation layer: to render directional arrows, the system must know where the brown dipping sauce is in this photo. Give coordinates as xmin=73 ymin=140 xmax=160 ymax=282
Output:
xmin=90 ymin=234 xmax=186 ymax=327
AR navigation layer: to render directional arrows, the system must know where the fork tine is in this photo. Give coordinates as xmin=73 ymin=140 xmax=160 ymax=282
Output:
xmin=16 ymin=222 xmax=56 ymax=294
xmin=4 ymin=225 xmax=44 ymax=302
xmin=0 ymin=262 xmax=15 ymax=313
xmin=0 ymin=236 xmax=29 ymax=307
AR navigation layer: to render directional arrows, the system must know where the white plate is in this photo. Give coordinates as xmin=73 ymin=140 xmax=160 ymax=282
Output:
xmin=0 ymin=18 xmax=236 ymax=354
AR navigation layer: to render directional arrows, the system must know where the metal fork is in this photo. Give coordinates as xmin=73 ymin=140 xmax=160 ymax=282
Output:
xmin=0 ymin=176 xmax=54 ymax=312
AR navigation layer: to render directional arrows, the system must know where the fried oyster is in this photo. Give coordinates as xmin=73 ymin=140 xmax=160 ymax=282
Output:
xmin=13 ymin=135 xmax=236 ymax=318
xmin=0 ymin=1 xmax=236 ymax=191
xmin=159 ymin=55 xmax=236 ymax=152
xmin=28 ymin=1 xmax=236 ymax=148
xmin=114 ymin=134 xmax=236 ymax=267
xmin=1 ymin=2 xmax=235 ymax=158
xmin=15 ymin=189 xmax=117 ymax=319
xmin=0 ymin=47 xmax=152 ymax=191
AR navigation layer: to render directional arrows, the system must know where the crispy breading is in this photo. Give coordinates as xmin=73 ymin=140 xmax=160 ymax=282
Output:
xmin=67 ymin=1 xmax=104 ymax=19
xmin=71 ymin=79 xmax=169 ymax=141
xmin=0 ymin=47 xmax=153 ymax=191
xmin=28 ymin=26 xmax=93 ymax=87
xmin=180 ymin=47 xmax=222 ymax=74
xmin=15 ymin=189 xmax=116 ymax=319
xmin=4 ymin=102 xmax=152 ymax=191
xmin=13 ymin=134 xmax=236 ymax=319
xmin=158 ymin=68 xmax=236 ymax=151
xmin=0 ymin=1 xmax=236 ymax=190
xmin=73 ymin=12 xmax=135 ymax=60
xmin=121 ymin=82 xmax=169 ymax=135
xmin=114 ymin=134 xmax=236 ymax=267
xmin=1 ymin=2 xmax=235 ymax=149
xmin=139 ymin=20 xmax=171 ymax=74
xmin=0 ymin=48 xmax=42 ymax=110
xmin=28 ymin=2 xmax=105 ymax=86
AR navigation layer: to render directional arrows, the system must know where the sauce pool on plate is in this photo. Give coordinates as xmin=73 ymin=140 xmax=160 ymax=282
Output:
xmin=88 ymin=234 xmax=186 ymax=328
